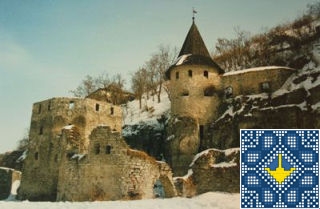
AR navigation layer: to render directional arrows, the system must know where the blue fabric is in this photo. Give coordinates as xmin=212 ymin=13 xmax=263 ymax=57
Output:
xmin=240 ymin=130 xmax=319 ymax=208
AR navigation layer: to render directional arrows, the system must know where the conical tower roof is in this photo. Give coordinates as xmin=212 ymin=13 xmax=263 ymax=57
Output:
xmin=165 ymin=21 xmax=224 ymax=79
xmin=178 ymin=21 xmax=211 ymax=58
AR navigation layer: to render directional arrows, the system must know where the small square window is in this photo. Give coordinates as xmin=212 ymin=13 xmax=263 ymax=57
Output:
xmin=69 ymin=101 xmax=75 ymax=109
xmin=188 ymin=70 xmax=192 ymax=77
xmin=95 ymin=103 xmax=100 ymax=111
xmin=106 ymin=145 xmax=112 ymax=154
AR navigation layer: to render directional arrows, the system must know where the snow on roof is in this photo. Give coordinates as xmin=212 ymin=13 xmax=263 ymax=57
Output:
xmin=223 ymin=66 xmax=295 ymax=76
xmin=174 ymin=54 xmax=192 ymax=66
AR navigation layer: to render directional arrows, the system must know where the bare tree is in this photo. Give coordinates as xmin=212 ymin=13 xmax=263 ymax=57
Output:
xmin=131 ymin=68 xmax=148 ymax=109
xmin=70 ymin=75 xmax=98 ymax=97
xmin=145 ymin=55 xmax=158 ymax=101
xmin=17 ymin=128 xmax=29 ymax=151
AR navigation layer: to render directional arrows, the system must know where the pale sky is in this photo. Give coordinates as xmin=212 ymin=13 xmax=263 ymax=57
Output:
xmin=0 ymin=0 xmax=313 ymax=153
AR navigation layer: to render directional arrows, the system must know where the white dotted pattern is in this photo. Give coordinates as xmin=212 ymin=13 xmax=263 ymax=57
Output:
xmin=241 ymin=129 xmax=319 ymax=208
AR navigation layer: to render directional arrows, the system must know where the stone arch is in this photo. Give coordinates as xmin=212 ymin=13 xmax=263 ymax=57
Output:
xmin=157 ymin=175 xmax=176 ymax=198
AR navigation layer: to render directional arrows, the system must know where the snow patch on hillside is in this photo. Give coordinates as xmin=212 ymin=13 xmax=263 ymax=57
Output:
xmin=123 ymin=90 xmax=170 ymax=126
xmin=122 ymin=89 xmax=170 ymax=137
xmin=273 ymin=64 xmax=320 ymax=97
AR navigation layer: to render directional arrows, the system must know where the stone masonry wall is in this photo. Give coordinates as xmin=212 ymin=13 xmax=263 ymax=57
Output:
xmin=222 ymin=67 xmax=295 ymax=96
xmin=57 ymin=126 xmax=176 ymax=201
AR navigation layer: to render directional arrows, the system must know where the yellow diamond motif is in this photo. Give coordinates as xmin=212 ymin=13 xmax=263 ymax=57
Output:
xmin=265 ymin=154 xmax=295 ymax=184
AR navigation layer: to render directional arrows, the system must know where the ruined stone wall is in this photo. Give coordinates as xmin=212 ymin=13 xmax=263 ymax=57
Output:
xmin=174 ymin=148 xmax=240 ymax=197
xmin=57 ymin=126 xmax=176 ymax=201
xmin=168 ymin=65 xmax=222 ymax=124
xmin=19 ymin=97 xmax=122 ymax=201
xmin=0 ymin=167 xmax=21 ymax=200
xmin=0 ymin=167 xmax=12 ymax=200
xmin=222 ymin=67 xmax=295 ymax=96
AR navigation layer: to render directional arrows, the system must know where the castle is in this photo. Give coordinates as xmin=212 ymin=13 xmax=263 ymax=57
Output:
xmin=18 ymin=19 xmax=295 ymax=201
xmin=19 ymin=98 xmax=176 ymax=201
xmin=164 ymin=20 xmax=295 ymax=175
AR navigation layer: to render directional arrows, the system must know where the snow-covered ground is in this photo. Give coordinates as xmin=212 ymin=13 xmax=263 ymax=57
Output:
xmin=122 ymin=89 xmax=170 ymax=126
xmin=0 ymin=192 xmax=239 ymax=209
xmin=122 ymin=88 xmax=170 ymax=137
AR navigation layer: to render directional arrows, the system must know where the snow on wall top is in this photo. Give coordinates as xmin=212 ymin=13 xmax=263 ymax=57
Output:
xmin=189 ymin=148 xmax=240 ymax=167
xmin=223 ymin=66 xmax=295 ymax=76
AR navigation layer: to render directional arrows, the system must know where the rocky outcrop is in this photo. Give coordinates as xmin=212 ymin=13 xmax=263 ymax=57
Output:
xmin=208 ymin=67 xmax=320 ymax=150
xmin=122 ymin=121 xmax=166 ymax=161
xmin=165 ymin=115 xmax=199 ymax=176
xmin=174 ymin=148 xmax=240 ymax=197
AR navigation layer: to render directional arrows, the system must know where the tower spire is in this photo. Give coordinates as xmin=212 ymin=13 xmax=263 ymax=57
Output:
xmin=192 ymin=8 xmax=197 ymax=22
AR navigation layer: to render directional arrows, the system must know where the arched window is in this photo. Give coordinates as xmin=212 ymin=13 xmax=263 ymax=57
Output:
xmin=188 ymin=70 xmax=192 ymax=77
xmin=204 ymin=86 xmax=215 ymax=96
xmin=203 ymin=71 xmax=208 ymax=78
xmin=176 ymin=72 xmax=179 ymax=80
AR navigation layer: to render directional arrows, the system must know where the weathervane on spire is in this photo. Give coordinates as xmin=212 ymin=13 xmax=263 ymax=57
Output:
xmin=192 ymin=7 xmax=197 ymax=22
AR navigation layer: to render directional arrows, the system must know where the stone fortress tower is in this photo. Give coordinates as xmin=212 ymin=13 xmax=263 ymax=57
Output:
xmin=164 ymin=19 xmax=295 ymax=175
xmin=165 ymin=19 xmax=225 ymax=126
xmin=19 ymin=97 xmax=122 ymax=200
